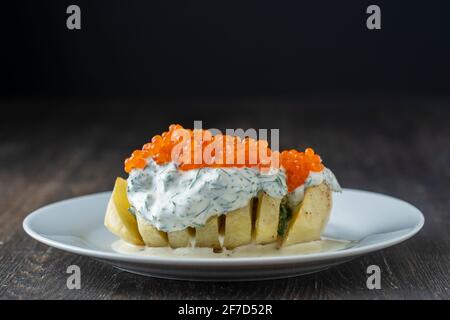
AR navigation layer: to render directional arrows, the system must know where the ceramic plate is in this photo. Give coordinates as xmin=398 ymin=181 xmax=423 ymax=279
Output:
xmin=23 ymin=189 xmax=424 ymax=281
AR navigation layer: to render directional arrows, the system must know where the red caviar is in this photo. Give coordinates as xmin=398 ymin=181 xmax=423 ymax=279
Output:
xmin=124 ymin=124 xmax=325 ymax=192
xmin=280 ymin=148 xmax=324 ymax=192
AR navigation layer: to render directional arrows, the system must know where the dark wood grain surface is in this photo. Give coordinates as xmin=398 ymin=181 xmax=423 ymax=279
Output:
xmin=0 ymin=98 xmax=449 ymax=299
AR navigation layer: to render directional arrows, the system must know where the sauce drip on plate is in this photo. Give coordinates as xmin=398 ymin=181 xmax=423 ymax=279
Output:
xmin=112 ymin=238 xmax=352 ymax=258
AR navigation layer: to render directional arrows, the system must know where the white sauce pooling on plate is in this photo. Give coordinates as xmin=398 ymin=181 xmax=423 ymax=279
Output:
xmin=127 ymin=159 xmax=287 ymax=232
xmin=127 ymin=159 xmax=341 ymax=233
xmin=112 ymin=238 xmax=352 ymax=258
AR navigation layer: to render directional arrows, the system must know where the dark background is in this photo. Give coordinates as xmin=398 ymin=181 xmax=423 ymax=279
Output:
xmin=2 ymin=0 xmax=450 ymax=99
xmin=0 ymin=1 xmax=449 ymax=299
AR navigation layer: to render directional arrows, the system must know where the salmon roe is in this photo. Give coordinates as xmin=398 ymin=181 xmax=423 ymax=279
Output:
xmin=124 ymin=124 xmax=325 ymax=192
xmin=280 ymin=148 xmax=324 ymax=192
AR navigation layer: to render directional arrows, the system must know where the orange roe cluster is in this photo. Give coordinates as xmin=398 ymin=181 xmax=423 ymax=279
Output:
xmin=280 ymin=148 xmax=324 ymax=192
xmin=124 ymin=124 xmax=183 ymax=173
xmin=124 ymin=124 xmax=325 ymax=192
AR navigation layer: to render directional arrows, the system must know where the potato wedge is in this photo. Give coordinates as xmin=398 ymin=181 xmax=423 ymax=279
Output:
xmin=254 ymin=193 xmax=281 ymax=244
xmin=195 ymin=216 xmax=220 ymax=248
xmin=168 ymin=228 xmax=192 ymax=248
xmin=104 ymin=177 xmax=144 ymax=245
xmin=136 ymin=214 xmax=168 ymax=247
xmin=223 ymin=202 xmax=252 ymax=249
xmin=281 ymin=183 xmax=332 ymax=246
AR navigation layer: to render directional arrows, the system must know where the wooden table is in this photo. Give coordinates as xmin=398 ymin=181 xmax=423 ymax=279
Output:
xmin=0 ymin=98 xmax=448 ymax=299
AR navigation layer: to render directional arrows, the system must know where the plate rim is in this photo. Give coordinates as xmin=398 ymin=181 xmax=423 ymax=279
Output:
xmin=22 ymin=189 xmax=425 ymax=267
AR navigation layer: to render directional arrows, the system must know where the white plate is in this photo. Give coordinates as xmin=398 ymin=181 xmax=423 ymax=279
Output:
xmin=23 ymin=189 xmax=424 ymax=281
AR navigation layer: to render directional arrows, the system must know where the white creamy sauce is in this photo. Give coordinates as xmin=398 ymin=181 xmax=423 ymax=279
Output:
xmin=127 ymin=160 xmax=341 ymax=233
xmin=127 ymin=159 xmax=287 ymax=232
xmin=112 ymin=238 xmax=351 ymax=258
xmin=286 ymin=168 xmax=341 ymax=208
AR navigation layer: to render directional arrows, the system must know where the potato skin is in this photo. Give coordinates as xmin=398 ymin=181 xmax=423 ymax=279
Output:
xmin=104 ymin=177 xmax=144 ymax=246
xmin=281 ymin=183 xmax=332 ymax=246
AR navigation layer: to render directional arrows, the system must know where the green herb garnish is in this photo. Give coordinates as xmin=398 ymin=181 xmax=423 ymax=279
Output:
xmin=277 ymin=203 xmax=293 ymax=236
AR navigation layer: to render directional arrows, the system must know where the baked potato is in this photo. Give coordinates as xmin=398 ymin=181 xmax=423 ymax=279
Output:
xmin=105 ymin=179 xmax=332 ymax=249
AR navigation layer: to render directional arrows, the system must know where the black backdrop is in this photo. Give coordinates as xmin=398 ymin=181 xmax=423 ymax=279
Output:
xmin=2 ymin=0 xmax=450 ymax=98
